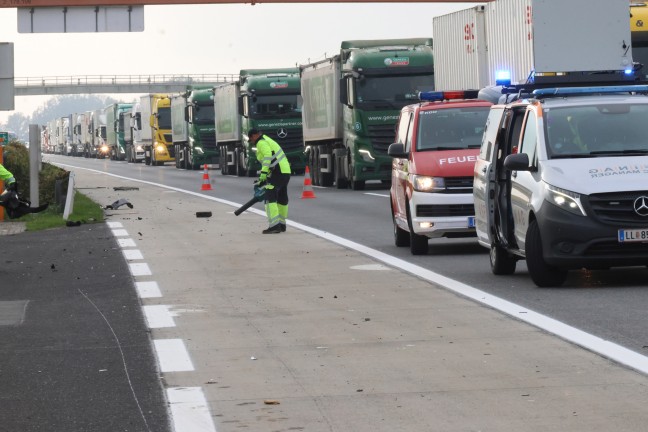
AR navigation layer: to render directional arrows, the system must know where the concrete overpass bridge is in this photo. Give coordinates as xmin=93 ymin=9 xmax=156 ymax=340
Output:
xmin=14 ymin=74 xmax=239 ymax=96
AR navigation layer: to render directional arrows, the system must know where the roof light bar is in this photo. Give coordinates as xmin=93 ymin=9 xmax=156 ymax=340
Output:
xmin=532 ymin=85 xmax=648 ymax=97
xmin=418 ymin=90 xmax=480 ymax=101
xmin=495 ymin=70 xmax=511 ymax=86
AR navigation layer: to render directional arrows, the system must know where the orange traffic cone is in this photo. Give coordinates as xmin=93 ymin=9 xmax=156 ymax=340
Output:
xmin=301 ymin=166 xmax=316 ymax=199
xmin=201 ymin=164 xmax=213 ymax=191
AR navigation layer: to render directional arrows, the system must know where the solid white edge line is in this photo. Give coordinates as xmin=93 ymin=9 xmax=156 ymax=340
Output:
xmin=61 ymin=162 xmax=648 ymax=376
xmin=153 ymin=339 xmax=195 ymax=372
xmin=167 ymin=387 xmax=217 ymax=432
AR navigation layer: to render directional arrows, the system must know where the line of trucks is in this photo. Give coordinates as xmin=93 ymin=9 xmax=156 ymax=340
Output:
xmin=40 ymin=0 xmax=648 ymax=287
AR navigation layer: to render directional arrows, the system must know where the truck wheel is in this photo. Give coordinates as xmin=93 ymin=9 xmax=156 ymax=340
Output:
xmin=406 ymin=202 xmax=428 ymax=255
xmin=490 ymin=244 xmax=516 ymax=275
xmin=175 ymin=146 xmax=181 ymax=168
xmin=392 ymin=199 xmax=409 ymax=247
xmin=312 ymin=147 xmax=321 ymax=186
xmin=347 ymin=154 xmax=365 ymax=190
xmin=526 ymin=220 xmax=568 ymax=287
xmin=334 ymin=156 xmax=348 ymax=189
xmin=235 ymin=149 xmax=245 ymax=177
xmin=220 ymin=147 xmax=228 ymax=175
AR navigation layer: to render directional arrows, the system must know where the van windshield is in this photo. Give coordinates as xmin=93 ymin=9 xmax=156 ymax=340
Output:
xmin=546 ymin=104 xmax=648 ymax=158
xmin=416 ymin=106 xmax=490 ymax=151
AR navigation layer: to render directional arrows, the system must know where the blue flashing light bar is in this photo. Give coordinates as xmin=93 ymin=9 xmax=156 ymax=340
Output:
xmin=419 ymin=90 xmax=480 ymax=101
xmin=495 ymin=70 xmax=511 ymax=86
xmin=532 ymin=85 xmax=648 ymax=97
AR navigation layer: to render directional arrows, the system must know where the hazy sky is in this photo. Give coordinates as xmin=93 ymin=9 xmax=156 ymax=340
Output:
xmin=0 ymin=1 xmax=480 ymax=122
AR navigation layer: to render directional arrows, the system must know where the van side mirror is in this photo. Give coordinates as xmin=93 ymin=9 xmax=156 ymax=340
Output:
xmin=388 ymin=143 xmax=407 ymax=158
xmin=503 ymin=153 xmax=530 ymax=171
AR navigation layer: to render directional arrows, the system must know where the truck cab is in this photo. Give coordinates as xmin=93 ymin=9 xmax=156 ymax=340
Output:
xmin=388 ymin=90 xmax=491 ymax=255
xmin=473 ymin=85 xmax=648 ymax=287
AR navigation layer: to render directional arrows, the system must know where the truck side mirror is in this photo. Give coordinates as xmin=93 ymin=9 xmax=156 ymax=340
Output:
xmin=149 ymin=114 xmax=155 ymax=128
xmin=339 ymin=78 xmax=349 ymax=106
xmin=388 ymin=143 xmax=408 ymax=158
xmin=184 ymin=106 xmax=190 ymax=123
xmin=238 ymin=96 xmax=245 ymax=117
xmin=503 ymin=153 xmax=530 ymax=171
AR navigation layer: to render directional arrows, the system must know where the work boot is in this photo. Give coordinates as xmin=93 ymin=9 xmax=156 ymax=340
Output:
xmin=279 ymin=223 xmax=286 ymax=232
xmin=262 ymin=225 xmax=282 ymax=234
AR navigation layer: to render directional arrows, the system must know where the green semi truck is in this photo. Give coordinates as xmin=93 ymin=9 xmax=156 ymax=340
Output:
xmin=214 ymin=68 xmax=306 ymax=177
xmin=105 ymin=102 xmax=133 ymax=161
xmin=300 ymin=39 xmax=435 ymax=189
xmin=171 ymin=87 xmax=219 ymax=170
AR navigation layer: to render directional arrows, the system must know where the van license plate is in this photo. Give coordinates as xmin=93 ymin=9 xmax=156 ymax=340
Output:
xmin=468 ymin=217 xmax=475 ymax=228
xmin=618 ymin=229 xmax=648 ymax=243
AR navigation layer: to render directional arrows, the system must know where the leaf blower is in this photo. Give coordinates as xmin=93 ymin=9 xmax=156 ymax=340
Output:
xmin=234 ymin=183 xmax=266 ymax=216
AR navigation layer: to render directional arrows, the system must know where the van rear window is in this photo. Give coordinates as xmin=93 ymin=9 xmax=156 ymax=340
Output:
xmin=417 ymin=107 xmax=490 ymax=151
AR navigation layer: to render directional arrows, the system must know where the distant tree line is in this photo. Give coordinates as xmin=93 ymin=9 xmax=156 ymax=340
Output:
xmin=1 ymin=95 xmax=123 ymax=142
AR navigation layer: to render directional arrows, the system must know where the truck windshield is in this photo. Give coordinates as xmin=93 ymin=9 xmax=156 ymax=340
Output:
xmin=416 ymin=107 xmax=489 ymax=151
xmin=356 ymin=75 xmax=435 ymax=108
xmin=545 ymin=104 xmax=648 ymax=158
xmin=194 ymin=104 xmax=215 ymax=125
xmin=158 ymin=107 xmax=172 ymax=129
xmin=249 ymin=94 xmax=301 ymax=119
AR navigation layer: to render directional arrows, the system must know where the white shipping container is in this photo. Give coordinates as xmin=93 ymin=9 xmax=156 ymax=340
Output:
xmin=432 ymin=5 xmax=489 ymax=90
xmin=485 ymin=0 xmax=533 ymax=85
xmin=485 ymin=0 xmax=632 ymax=85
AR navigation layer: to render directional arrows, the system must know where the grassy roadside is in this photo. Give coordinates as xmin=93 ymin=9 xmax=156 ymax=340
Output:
xmin=16 ymin=191 xmax=104 ymax=231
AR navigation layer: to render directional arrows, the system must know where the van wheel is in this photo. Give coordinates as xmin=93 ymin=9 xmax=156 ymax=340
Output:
xmin=490 ymin=244 xmax=516 ymax=275
xmin=391 ymin=200 xmax=409 ymax=247
xmin=406 ymin=203 xmax=427 ymax=255
xmin=526 ymin=220 xmax=568 ymax=287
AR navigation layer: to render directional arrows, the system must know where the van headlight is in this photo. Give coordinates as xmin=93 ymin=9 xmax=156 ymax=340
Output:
xmin=546 ymin=184 xmax=586 ymax=216
xmin=411 ymin=175 xmax=445 ymax=192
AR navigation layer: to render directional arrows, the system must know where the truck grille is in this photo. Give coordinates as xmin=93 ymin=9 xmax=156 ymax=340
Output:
xmin=199 ymin=130 xmax=216 ymax=148
xmin=367 ymin=124 xmax=396 ymax=156
xmin=416 ymin=204 xmax=474 ymax=217
xmin=587 ymin=191 xmax=648 ymax=224
xmin=444 ymin=177 xmax=474 ymax=194
xmin=271 ymin=129 xmax=303 ymax=153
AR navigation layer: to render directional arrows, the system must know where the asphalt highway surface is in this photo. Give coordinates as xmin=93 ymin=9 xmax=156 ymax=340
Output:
xmin=48 ymin=154 xmax=648 ymax=358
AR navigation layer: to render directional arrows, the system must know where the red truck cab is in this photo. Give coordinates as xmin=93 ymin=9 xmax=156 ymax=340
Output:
xmin=388 ymin=91 xmax=492 ymax=254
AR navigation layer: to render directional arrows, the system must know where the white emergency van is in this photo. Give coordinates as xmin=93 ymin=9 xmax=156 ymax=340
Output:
xmin=473 ymin=85 xmax=648 ymax=287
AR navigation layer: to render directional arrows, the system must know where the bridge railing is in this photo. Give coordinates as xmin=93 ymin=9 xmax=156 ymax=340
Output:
xmin=15 ymin=74 xmax=239 ymax=88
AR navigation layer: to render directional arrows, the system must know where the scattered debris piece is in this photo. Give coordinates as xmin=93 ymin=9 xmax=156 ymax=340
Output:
xmin=196 ymin=211 xmax=212 ymax=218
xmin=263 ymin=400 xmax=280 ymax=405
xmin=250 ymin=356 xmax=257 ymax=360
xmin=104 ymin=198 xmax=133 ymax=210
xmin=66 ymin=221 xmax=81 ymax=227
xmin=113 ymin=186 xmax=139 ymax=191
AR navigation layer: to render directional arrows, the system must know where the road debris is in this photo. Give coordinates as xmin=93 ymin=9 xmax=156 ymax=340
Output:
xmin=104 ymin=198 xmax=133 ymax=210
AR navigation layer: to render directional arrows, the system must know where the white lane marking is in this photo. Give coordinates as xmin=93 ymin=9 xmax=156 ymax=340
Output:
xmin=117 ymin=238 xmax=136 ymax=248
xmin=154 ymin=339 xmax=194 ymax=372
xmin=167 ymin=387 xmax=217 ymax=432
xmin=107 ymin=221 xmax=123 ymax=228
xmin=123 ymin=249 xmax=144 ymax=260
xmin=129 ymin=263 xmax=152 ymax=276
xmin=364 ymin=192 xmax=389 ymax=198
xmin=60 ymin=162 xmax=648 ymax=376
xmin=350 ymin=264 xmax=391 ymax=271
xmin=136 ymin=281 xmax=162 ymax=298
xmin=112 ymin=229 xmax=129 ymax=237
xmin=143 ymin=305 xmax=176 ymax=328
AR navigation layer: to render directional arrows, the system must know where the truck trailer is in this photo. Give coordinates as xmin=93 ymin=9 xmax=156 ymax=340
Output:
xmin=214 ymin=68 xmax=306 ymax=177
xmin=434 ymin=0 xmax=636 ymax=90
xmin=105 ymin=103 xmax=133 ymax=161
xmin=126 ymin=102 xmax=145 ymax=163
xmin=300 ymin=39 xmax=435 ymax=189
xmin=171 ymin=87 xmax=218 ymax=170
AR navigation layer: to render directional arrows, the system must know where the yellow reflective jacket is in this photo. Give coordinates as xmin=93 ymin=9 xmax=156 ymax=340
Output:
xmin=256 ymin=135 xmax=291 ymax=176
xmin=0 ymin=163 xmax=14 ymax=184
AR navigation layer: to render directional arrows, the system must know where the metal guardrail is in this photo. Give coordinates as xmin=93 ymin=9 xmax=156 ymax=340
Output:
xmin=14 ymin=74 xmax=239 ymax=88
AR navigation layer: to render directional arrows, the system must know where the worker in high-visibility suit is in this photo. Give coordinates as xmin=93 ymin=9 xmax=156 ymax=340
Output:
xmin=249 ymin=128 xmax=291 ymax=234
xmin=0 ymin=163 xmax=16 ymax=205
